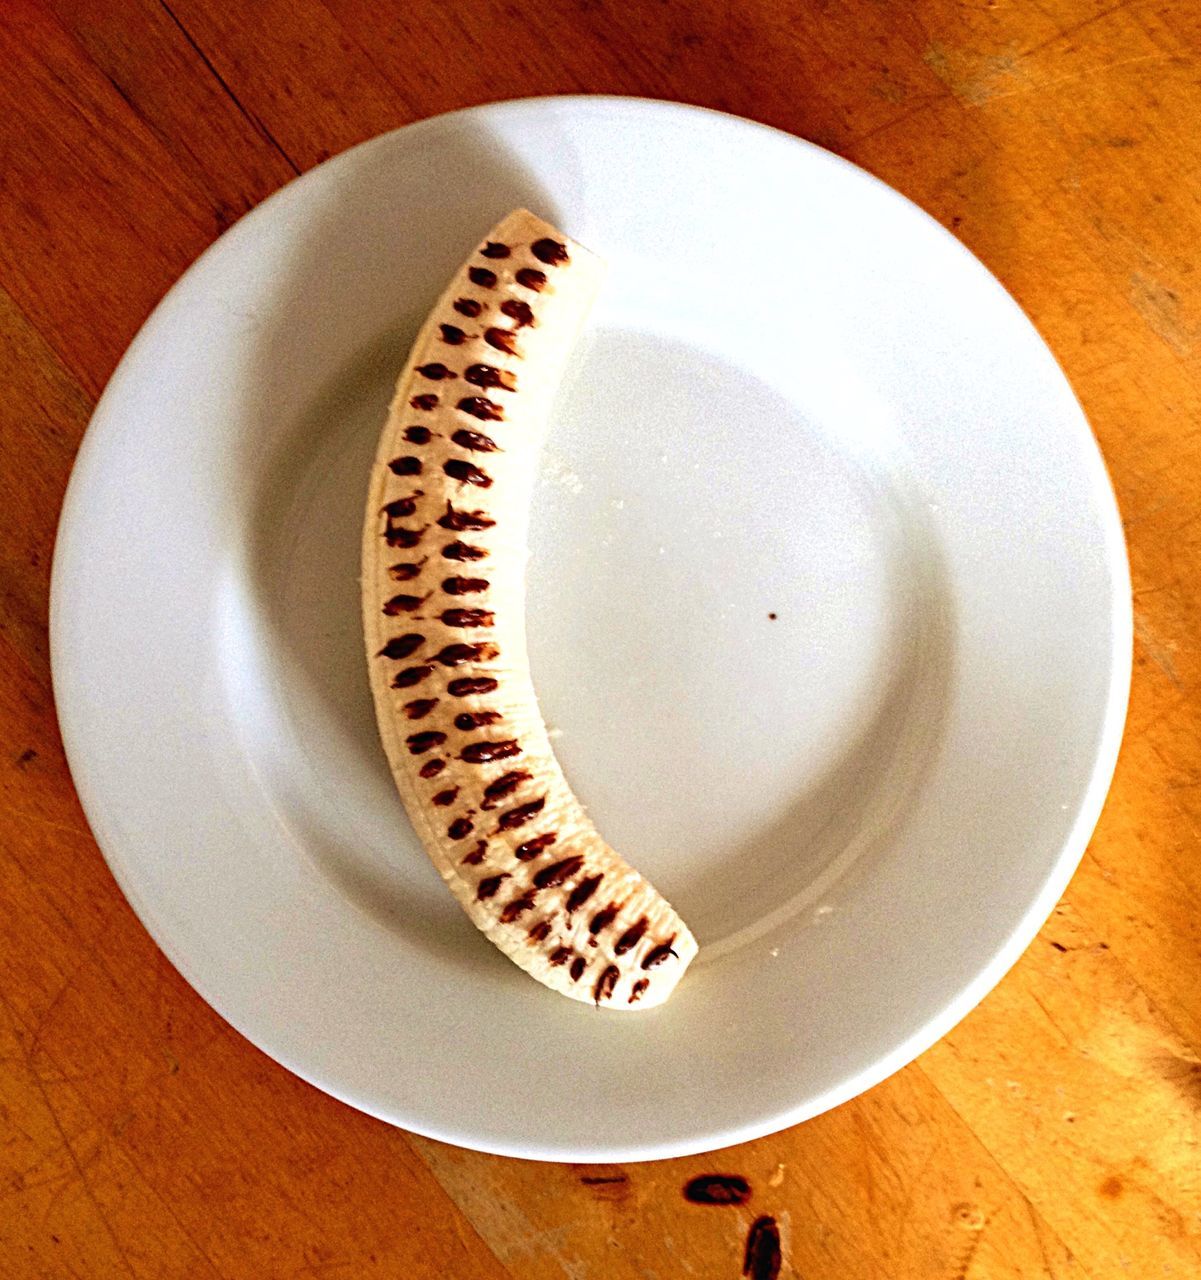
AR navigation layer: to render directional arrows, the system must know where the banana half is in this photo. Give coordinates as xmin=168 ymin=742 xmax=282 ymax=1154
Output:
xmin=362 ymin=210 xmax=697 ymax=1009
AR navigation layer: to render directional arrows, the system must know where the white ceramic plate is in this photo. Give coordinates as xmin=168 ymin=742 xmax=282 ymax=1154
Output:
xmin=52 ymin=97 xmax=1130 ymax=1162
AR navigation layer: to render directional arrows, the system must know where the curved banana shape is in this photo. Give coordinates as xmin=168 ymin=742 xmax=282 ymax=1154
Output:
xmin=362 ymin=210 xmax=697 ymax=1009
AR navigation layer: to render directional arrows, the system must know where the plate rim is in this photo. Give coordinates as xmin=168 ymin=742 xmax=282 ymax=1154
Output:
xmin=50 ymin=93 xmax=1133 ymax=1162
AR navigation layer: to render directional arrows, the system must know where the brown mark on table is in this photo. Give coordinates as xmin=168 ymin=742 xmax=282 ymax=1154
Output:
xmin=579 ymin=1167 xmax=630 ymax=1201
xmin=743 ymin=1215 xmax=781 ymax=1280
xmin=683 ymin=1173 xmax=751 ymax=1206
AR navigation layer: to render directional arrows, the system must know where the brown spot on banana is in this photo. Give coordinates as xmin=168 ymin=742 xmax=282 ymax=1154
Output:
xmin=461 ymin=740 xmax=521 ymax=764
xmin=496 ymin=798 xmax=546 ymax=832
xmin=481 ymin=771 xmax=532 ymax=809
xmin=442 ymin=576 xmax=489 ymax=595
xmin=403 ymin=699 xmax=439 ymax=720
xmin=531 ymin=237 xmax=570 ymax=265
xmin=433 ymin=642 xmax=494 ymax=667
xmin=483 ymin=328 xmax=521 ymax=357
xmin=515 ymin=267 xmax=547 ymax=291
xmin=534 ymin=855 xmax=584 ymax=888
xmin=500 ymin=892 xmax=537 ymax=924
xmin=441 ymin=608 xmax=494 ymax=628
xmin=378 ymin=633 xmax=423 ymax=659
xmin=451 ymin=429 xmax=500 ymax=454
xmin=383 ymin=526 xmax=425 ymax=549
xmin=362 ymin=209 xmax=696 ymax=1009
xmin=455 ymin=710 xmax=502 ymax=730
xmin=476 ymin=874 xmax=508 ymax=900
xmin=461 ymin=840 xmax=487 ymax=865
xmin=438 ymin=502 xmax=494 ymax=531
xmin=594 ymin=965 xmax=619 ymax=1004
xmin=642 ymin=940 xmax=680 ymax=970
xmin=614 ymin=918 xmax=649 ymax=956
xmin=500 ymin=299 xmax=535 ymax=327
xmin=447 ymin=676 xmax=499 ymax=697
xmin=515 ymin=833 xmax=556 ymax=860
xmin=391 ymin=665 xmax=434 ymax=689
xmin=442 ymin=541 xmax=488 ymax=561
xmin=455 ymin=396 xmax=505 ymax=422
xmin=589 ymin=904 xmax=620 ymax=936
xmin=464 ymin=364 xmax=518 ymax=392
xmin=566 ymin=874 xmax=603 ymax=915
xmin=443 ymin=458 xmax=493 ymax=487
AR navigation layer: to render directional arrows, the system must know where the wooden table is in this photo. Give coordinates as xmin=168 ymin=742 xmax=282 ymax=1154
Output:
xmin=3 ymin=2 xmax=1198 ymax=1275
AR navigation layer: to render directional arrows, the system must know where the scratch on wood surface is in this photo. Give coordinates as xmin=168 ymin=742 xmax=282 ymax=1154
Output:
xmin=1028 ymin=991 xmax=1076 ymax=1050
xmin=0 ymin=804 xmax=93 ymax=843
xmin=0 ymin=991 xmax=137 ymax=1277
xmin=994 ymin=52 xmax=1183 ymax=102
xmin=923 ymin=43 xmax=1022 ymax=105
xmin=123 ymin=1137 xmax=232 ymax=1280
xmin=1024 ymin=1194 xmax=1066 ymax=1278
xmin=1021 ymin=0 xmax=1066 ymax=38
xmin=2 ymin=1160 xmax=77 ymax=1208
xmin=925 ymin=45 xmax=1181 ymax=107
xmin=1021 ymin=0 xmax=1141 ymax=58
xmin=27 ymin=928 xmax=108 ymax=1056
xmin=4 ymin=957 xmax=229 ymax=1276
xmin=1133 ymin=612 xmax=1182 ymax=688
xmin=156 ymin=0 xmax=301 ymax=175
xmin=1088 ymin=212 xmax=1168 ymax=277
xmin=39 ymin=1135 xmax=105 ymax=1230
xmin=851 ymin=94 xmax=945 ymax=146
xmin=1130 ymin=273 xmax=1196 ymax=356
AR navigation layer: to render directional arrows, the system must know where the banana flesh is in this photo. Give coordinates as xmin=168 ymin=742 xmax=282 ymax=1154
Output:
xmin=362 ymin=209 xmax=697 ymax=1009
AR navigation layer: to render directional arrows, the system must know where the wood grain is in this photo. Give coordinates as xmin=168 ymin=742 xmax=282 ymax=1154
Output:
xmin=3 ymin=0 xmax=1199 ymax=1275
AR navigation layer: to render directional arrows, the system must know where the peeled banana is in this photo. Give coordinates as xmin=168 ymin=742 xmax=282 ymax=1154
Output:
xmin=362 ymin=209 xmax=697 ymax=1009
